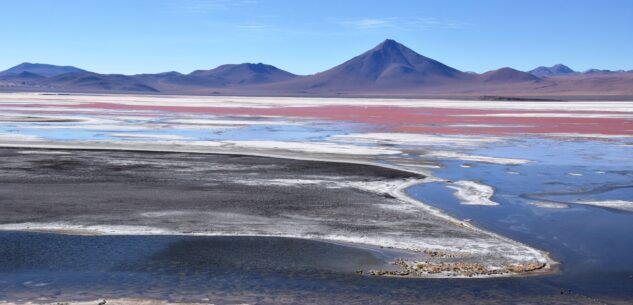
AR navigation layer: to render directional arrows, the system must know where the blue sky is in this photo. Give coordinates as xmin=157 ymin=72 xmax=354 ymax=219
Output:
xmin=1 ymin=0 xmax=632 ymax=75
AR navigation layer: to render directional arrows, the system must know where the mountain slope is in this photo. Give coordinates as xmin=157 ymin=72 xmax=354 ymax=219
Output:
xmin=45 ymin=72 xmax=158 ymax=92
xmin=266 ymin=39 xmax=472 ymax=93
xmin=0 ymin=63 xmax=87 ymax=78
xmin=190 ymin=63 xmax=298 ymax=85
xmin=0 ymin=71 xmax=45 ymax=80
xmin=322 ymin=39 xmax=467 ymax=85
xmin=134 ymin=63 xmax=298 ymax=91
xmin=132 ymin=71 xmax=219 ymax=89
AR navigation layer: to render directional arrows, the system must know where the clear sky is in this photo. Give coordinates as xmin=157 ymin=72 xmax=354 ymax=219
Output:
xmin=1 ymin=0 xmax=632 ymax=75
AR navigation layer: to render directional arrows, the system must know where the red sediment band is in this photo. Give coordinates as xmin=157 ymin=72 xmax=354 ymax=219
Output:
xmin=7 ymin=102 xmax=633 ymax=136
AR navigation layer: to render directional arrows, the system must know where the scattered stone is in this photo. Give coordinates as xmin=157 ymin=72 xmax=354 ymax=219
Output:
xmin=366 ymin=258 xmax=548 ymax=277
xmin=422 ymin=249 xmax=470 ymax=258
xmin=367 ymin=269 xmax=410 ymax=276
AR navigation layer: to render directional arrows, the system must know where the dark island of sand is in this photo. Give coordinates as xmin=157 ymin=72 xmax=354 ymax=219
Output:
xmin=0 ymin=147 xmax=551 ymax=278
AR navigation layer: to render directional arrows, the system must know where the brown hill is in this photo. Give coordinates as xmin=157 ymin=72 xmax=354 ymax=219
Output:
xmin=189 ymin=63 xmax=297 ymax=85
xmin=480 ymin=67 xmax=541 ymax=83
xmin=45 ymin=72 xmax=158 ymax=92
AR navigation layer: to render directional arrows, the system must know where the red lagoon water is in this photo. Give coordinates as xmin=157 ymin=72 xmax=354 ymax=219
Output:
xmin=6 ymin=102 xmax=633 ymax=136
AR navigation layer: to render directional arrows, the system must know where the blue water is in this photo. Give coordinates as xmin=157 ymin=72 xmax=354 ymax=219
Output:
xmin=0 ymin=115 xmax=364 ymax=143
xmin=405 ymin=138 xmax=633 ymax=297
xmin=474 ymin=137 xmax=633 ymax=167
xmin=0 ymin=232 xmax=624 ymax=304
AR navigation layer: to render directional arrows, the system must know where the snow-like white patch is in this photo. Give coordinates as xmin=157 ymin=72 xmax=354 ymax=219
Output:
xmin=21 ymin=281 xmax=50 ymax=287
xmin=2 ymin=92 xmax=630 ymax=112
xmin=24 ymin=124 xmax=150 ymax=131
xmin=568 ymin=172 xmax=583 ymax=176
xmin=575 ymin=200 xmax=633 ymax=212
xmin=546 ymin=133 xmax=633 ymax=139
xmin=163 ymin=124 xmax=241 ymax=130
xmin=0 ymin=133 xmax=42 ymax=142
xmin=0 ymin=113 xmax=119 ymax=124
xmin=529 ymin=202 xmax=570 ymax=209
xmin=455 ymin=113 xmax=633 ymax=119
xmin=342 ymin=179 xmax=410 ymax=195
xmin=447 ymin=181 xmax=499 ymax=206
xmin=0 ymin=106 xmax=94 ymax=113
xmin=0 ymin=222 xmax=172 ymax=235
xmin=157 ymin=140 xmax=225 ymax=147
xmin=446 ymin=124 xmax=533 ymax=128
xmin=168 ymin=119 xmax=298 ymax=126
xmin=140 ymin=211 xmax=190 ymax=218
xmin=234 ymin=178 xmax=327 ymax=187
xmin=232 ymin=178 xmax=411 ymax=196
xmin=111 ymin=133 xmax=191 ymax=140
xmin=225 ymin=140 xmax=402 ymax=155
xmin=422 ymin=151 xmax=531 ymax=165
xmin=330 ymin=133 xmax=504 ymax=148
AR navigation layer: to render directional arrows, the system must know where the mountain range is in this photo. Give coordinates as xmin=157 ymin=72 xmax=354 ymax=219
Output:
xmin=1 ymin=39 xmax=632 ymax=97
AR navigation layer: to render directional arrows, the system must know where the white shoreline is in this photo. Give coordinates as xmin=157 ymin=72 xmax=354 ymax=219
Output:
xmin=391 ymin=180 xmax=552 ymax=273
xmin=423 ymin=151 xmax=531 ymax=165
xmin=575 ymin=200 xmax=633 ymax=212
xmin=529 ymin=202 xmax=570 ymax=209
xmin=3 ymin=92 xmax=633 ymax=112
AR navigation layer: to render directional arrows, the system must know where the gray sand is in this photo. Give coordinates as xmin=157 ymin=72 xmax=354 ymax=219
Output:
xmin=0 ymin=148 xmax=550 ymax=276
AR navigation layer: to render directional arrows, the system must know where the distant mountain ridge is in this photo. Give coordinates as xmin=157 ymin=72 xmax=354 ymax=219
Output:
xmin=46 ymin=72 xmax=159 ymax=92
xmin=528 ymin=64 xmax=633 ymax=77
xmin=1 ymin=39 xmax=632 ymax=97
xmin=189 ymin=63 xmax=297 ymax=85
xmin=529 ymin=64 xmax=575 ymax=77
xmin=0 ymin=63 xmax=87 ymax=78
xmin=132 ymin=63 xmax=299 ymax=91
